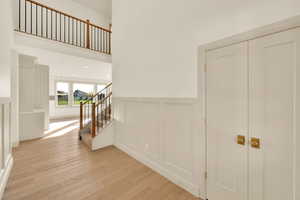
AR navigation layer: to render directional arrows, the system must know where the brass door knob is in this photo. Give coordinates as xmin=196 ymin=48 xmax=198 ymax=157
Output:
xmin=237 ymin=135 xmax=246 ymax=145
xmin=251 ymin=137 xmax=260 ymax=149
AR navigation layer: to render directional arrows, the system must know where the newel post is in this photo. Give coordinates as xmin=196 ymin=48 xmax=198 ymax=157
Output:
xmin=91 ymin=103 xmax=96 ymax=137
xmin=80 ymin=102 xmax=83 ymax=129
xmin=86 ymin=19 xmax=90 ymax=49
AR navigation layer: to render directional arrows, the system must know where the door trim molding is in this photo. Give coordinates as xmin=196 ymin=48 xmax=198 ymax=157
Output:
xmin=199 ymin=15 xmax=300 ymax=52
xmin=198 ymin=15 xmax=300 ymax=200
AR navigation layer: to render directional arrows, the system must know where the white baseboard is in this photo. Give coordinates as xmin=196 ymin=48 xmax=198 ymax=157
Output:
xmin=115 ymin=143 xmax=200 ymax=198
xmin=0 ymin=155 xmax=13 ymax=199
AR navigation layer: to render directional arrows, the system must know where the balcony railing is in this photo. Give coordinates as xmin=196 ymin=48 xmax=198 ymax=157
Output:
xmin=16 ymin=0 xmax=112 ymax=54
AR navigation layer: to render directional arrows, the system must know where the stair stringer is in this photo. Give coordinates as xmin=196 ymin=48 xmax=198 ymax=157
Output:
xmin=91 ymin=121 xmax=114 ymax=151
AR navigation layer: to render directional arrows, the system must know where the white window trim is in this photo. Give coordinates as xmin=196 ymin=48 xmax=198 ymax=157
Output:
xmin=54 ymin=80 xmax=107 ymax=108
xmin=55 ymin=81 xmax=70 ymax=108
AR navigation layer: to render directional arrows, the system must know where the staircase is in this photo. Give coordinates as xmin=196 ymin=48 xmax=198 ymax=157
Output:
xmin=79 ymin=83 xmax=113 ymax=151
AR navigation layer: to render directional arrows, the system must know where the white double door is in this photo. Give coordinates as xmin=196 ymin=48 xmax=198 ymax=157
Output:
xmin=206 ymin=28 xmax=300 ymax=200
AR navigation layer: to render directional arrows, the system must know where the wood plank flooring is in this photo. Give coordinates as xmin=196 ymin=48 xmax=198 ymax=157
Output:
xmin=3 ymin=124 xmax=201 ymax=200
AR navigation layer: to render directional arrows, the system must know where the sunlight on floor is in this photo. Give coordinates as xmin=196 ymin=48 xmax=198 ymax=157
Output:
xmin=45 ymin=119 xmax=78 ymax=134
xmin=43 ymin=119 xmax=79 ymax=139
xmin=43 ymin=125 xmax=79 ymax=139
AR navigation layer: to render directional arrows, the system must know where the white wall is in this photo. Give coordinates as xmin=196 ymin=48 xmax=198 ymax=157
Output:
xmin=36 ymin=0 xmax=111 ymax=28
xmin=73 ymin=0 xmax=112 ymax=21
xmin=0 ymin=0 xmax=15 ymax=198
xmin=0 ymin=0 xmax=14 ymax=97
xmin=112 ymin=0 xmax=300 ymax=198
xmin=0 ymin=101 xmax=14 ymax=199
xmin=11 ymin=51 xmax=19 ymax=147
xmin=112 ymin=0 xmax=300 ymax=98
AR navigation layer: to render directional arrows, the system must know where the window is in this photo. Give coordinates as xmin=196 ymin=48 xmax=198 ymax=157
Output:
xmin=97 ymin=84 xmax=106 ymax=93
xmin=55 ymin=81 xmax=108 ymax=107
xmin=56 ymin=82 xmax=69 ymax=106
xmin=73 ymin=83 xmax=94 ymax=105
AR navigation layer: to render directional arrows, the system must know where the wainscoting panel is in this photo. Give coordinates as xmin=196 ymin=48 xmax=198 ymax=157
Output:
xmin=0 ymin=99 xmax=14 ymax=199
xmin=113 ymin=98 xmax=204 ymax=197
xmin=163 ymin=103 xmax=194 ymax=182
xmin=3 ymin=104 xmax=11 ymax=167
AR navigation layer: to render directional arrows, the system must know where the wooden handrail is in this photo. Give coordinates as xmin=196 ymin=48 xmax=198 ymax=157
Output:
xmin=17 ymin=0 xmax=112 ymax=54
xmin=90 ymin=23 xmax=112 ymax=33
xmin=82 ymin=82 xmax=112 ymax=105
xmin=25 ymin=0 xmax=112 ymax=33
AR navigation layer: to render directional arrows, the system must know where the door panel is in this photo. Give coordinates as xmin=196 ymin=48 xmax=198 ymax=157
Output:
xmin=249 ymin=28 xmax=300 ymax=200
xmin=207 ymin=42 xmax=248 ymax=200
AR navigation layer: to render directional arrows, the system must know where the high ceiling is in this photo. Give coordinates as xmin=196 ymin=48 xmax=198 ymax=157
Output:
xmin=72 ymin=0 xmax=112 ymax=20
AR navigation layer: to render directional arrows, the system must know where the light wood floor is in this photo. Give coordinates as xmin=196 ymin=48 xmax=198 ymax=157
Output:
xmin=3 ymin=125 xmax=201 ymax=200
